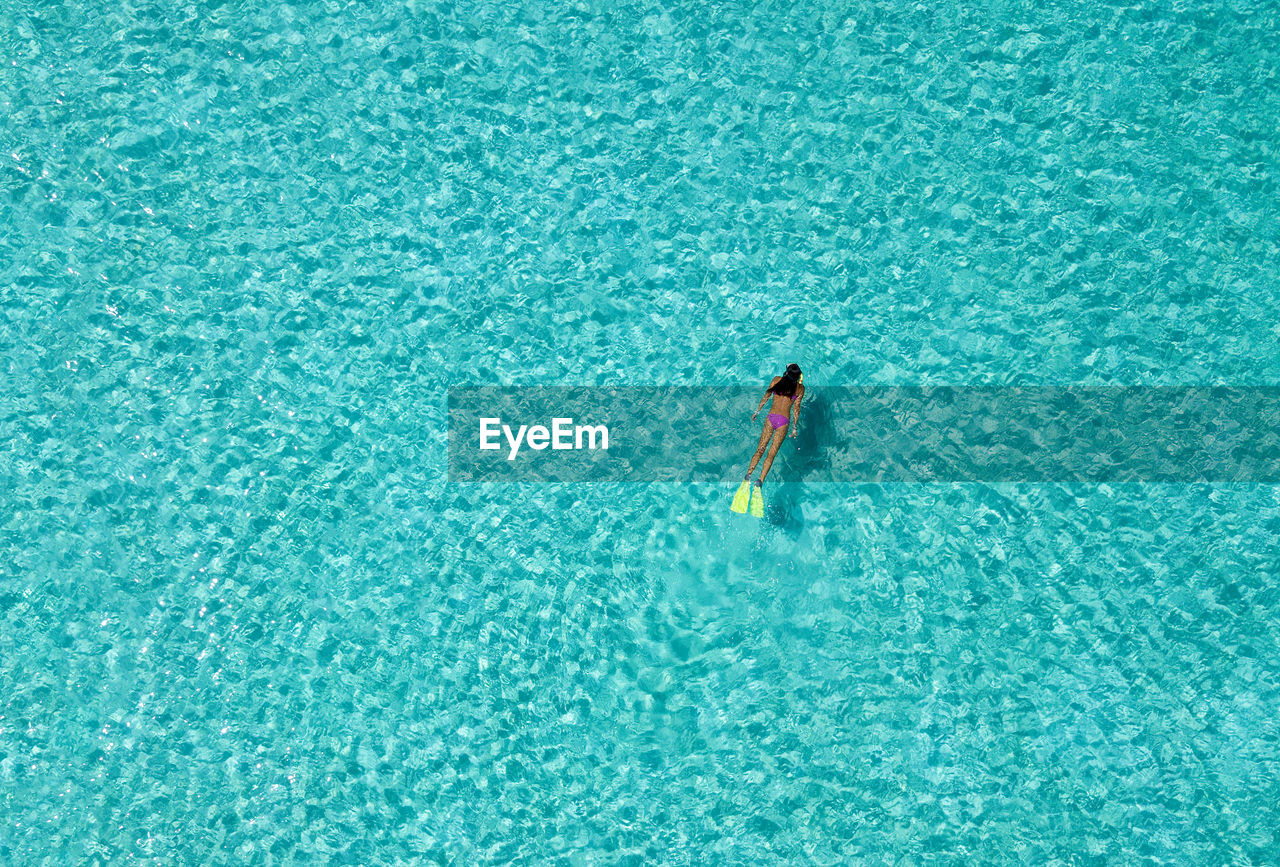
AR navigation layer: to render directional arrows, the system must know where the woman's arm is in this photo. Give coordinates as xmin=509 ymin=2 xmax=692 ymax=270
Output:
xmin=751 ymin=377 xmax=782 ymax=420
xmin=790 ymin=384 xmax=804 ymax=437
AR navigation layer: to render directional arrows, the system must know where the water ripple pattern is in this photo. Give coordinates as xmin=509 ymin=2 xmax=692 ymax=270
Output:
xmin=2 ymin=0 xmax=1279 ymax=863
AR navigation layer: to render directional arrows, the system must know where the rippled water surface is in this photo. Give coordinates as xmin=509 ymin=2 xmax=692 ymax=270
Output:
xmin=3 ymin=0 xmax=1280 ymax=862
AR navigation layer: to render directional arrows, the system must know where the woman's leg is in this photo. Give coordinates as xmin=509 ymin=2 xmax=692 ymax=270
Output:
xmin=758 ymin=427 xmax=788 ymax=482
xmin=745 ymin=420 xmax=773 ymax=478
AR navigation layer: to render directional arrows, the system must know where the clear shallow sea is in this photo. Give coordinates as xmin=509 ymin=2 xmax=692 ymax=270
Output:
xmin=3 ymin=0 xmax=1280 ymax=863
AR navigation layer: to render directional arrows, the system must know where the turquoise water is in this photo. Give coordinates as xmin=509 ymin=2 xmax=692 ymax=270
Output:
xmin=4 ymin=0 xmax=1280 ymax=862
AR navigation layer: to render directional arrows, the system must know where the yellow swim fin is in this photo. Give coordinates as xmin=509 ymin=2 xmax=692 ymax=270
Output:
xmin=749 ymin=482 xmax=764 ymax=518
xmin=730 ymin=479 xmax=751 ymax=513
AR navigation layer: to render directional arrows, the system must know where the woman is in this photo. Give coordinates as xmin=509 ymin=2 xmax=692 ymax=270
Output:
xmin=731 ymin=364 xmax=804 ymax=515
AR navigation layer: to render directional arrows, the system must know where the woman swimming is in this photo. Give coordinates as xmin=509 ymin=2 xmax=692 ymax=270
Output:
xmin=743 ymin=363 xmax=804 ymax=488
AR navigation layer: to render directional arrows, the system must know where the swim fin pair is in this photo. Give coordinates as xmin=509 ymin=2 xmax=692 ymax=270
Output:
xmin=729 ymin=479 xmax=764 ymax=518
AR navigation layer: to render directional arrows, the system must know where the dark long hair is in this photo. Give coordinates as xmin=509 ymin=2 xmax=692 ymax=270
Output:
xmin=767 ymin=363 xmax=803 ymax=397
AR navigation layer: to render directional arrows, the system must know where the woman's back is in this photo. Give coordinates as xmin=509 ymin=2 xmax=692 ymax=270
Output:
xmin=766 ymin=376 xmax=801 ymax=415
xmin=767 ymin=384 xmax=795 ymax=416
